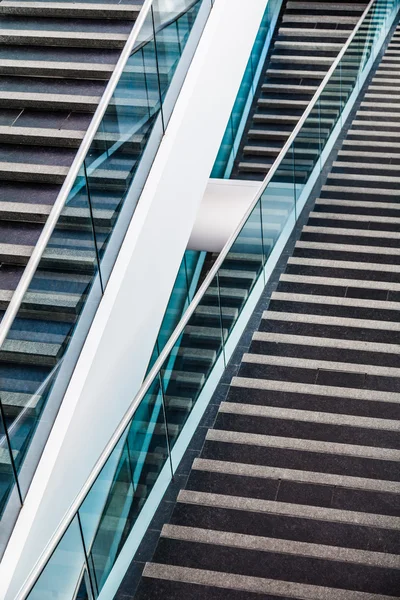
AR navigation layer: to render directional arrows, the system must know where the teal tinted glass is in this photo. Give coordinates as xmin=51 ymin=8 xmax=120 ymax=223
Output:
xmin=0 ymin=165 xmax=101 ymax=497
xmin=79 ymin=380 xmax=169 ymax=593
xmin=0 ymin=404 xmax=18 ymax=517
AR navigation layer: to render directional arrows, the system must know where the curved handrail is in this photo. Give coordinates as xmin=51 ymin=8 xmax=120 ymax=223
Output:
xmin=13 ymin=0 xmax=388 ymax=597
xmin=0 ymin=0 xmax=201 ymax=354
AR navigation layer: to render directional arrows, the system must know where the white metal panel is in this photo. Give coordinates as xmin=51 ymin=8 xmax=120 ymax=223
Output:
xmin=188 ymin=178 xmax=261 ymax=252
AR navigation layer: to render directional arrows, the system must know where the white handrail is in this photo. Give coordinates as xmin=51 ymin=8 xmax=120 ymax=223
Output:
xmin=13 ymin=0 xmax=389 ymax=598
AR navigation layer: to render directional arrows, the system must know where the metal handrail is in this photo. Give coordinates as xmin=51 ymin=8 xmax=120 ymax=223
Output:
xmin=13 ymin=0 xmax=386 ymax=598
xmin=0 ymin=0 xmax=199 ymax=353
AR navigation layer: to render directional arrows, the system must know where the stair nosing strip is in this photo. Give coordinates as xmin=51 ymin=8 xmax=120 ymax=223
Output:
xmin=310 ymin=211 xmax=400 ymax=224
xmin=322 ymin=184 xmax=400 ymax=195
xmin=302 ymin=226 xmax=400 ymax=239
xmin=296 ymin=240 xmax=400 ymax=254
xmin=206 ymin=429 xmax=400 ymax=463
xmin=343 ymin=139 xmax=400 ymax=148
xmin=316 ymin=199 xmax=400 ymax=210
xmin=150 ymin=561 xmax=399 ymax=600
xmin=231 ymin=376 xmax=400 ymax=405
xmin=271 ymin=291 xmax=400 ymax=311
xmin=252 ymin=330 xmax=400 ymax=354
xmin=192 ymin=458 xmax=400 ymax=494
xmin=143 ymin=563 xmax=395 ymax=600
xmin=279 ymin=272 xmax=400 ymax=291
xmin=219 ymin=401 xmax=400 ymax=432
xmin=242 ymin=351 xmax=400 ymax=379
xmin=0 ymin=29 xmax=128 ymax=40
xmin=177 ymin=489 xmax=400 ymax=530
xmin=160 ymin=524 xmax=400 ymax=569
xmin=263 ymin=309 xmax=400 ymax=333
xmin=288 ymin=255 xmax=400 ymax=272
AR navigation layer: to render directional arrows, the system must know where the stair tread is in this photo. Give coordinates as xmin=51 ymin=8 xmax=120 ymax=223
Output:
xmin=0 ymin=1 xmax=141 ymax=18
xmin=161 ymin=524 xmax=400 ymax=569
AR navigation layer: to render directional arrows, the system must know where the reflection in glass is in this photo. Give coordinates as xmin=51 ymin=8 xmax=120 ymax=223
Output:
xmin=0 ymin=0 xmax=204 ymax=522
xmin=80 ymin=381 xmax=169 ymax=594
xmin=160 ymin=274 xmax=224 ymax=449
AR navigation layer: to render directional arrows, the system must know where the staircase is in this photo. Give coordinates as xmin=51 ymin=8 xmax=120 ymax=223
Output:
xmin=0 ymin=0 xmax=206 ymax=520
xmin=233 ymin=0 xmax=374 ymax=180
xmin=134 ymin=14 xmax=400 ymax=600
xmin=0 ymin=0 xmax=145 ymax=513
xmin=158 ymin=0 xmax=381 ymax=435
xmin=82 ymin=1 xmax=393 ymax=511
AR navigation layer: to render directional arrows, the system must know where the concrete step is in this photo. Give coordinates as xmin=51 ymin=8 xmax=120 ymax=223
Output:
xmin=192 ymin=455 xmax=400 ymax=495
xmin=278 ymin=27 xmax=352 ymax=38
xmin=0 ymin=59 xmax=171 ymax=80
xmin=286 ymin=2 xmax=368 ymax=11
xmin=270 ymin=54 xmax=335 ymax=66
xmin=0 ymin=125 xmax=144 ymax=150
xmin=266 ymin=68 xmax=328 ymax=79
xmin=0 ymin=338 xmax=61 ymax=367
xmin=0 ymin=59 xmax=116 ymax=79
xmin=282 ymin=15 xmax=360 ymax=24
xmin=257 ymin=98 xmax=309 ymax=109
xmin=0 ymin=126 xmax=85 ymax=148
xmin=0 ymin=91 xmax=155 ymax=112
xmin=261 ymin=83 xmax=318 ymax=94
xmin=0 ymin=161 xmax=68 ymax=184
xmin=0 ymin=1 xmax=141 ymax=18
xmin=332 ymin=160 xmax=400 ymax=173
xmin=0 ymin=29 xmax=129 ymax=48
xmin=0 ymin=200 xmax=115 ymax=226
xmin=274 ymin=41 xmax=343 ymax=52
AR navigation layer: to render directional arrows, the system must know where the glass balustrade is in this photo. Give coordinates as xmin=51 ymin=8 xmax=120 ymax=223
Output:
xmin=0 ymin=0 xmax=212 ymax=547
xmin=17 ymin=1 xmax=399 ymax=599
xmin=211 ymin=0 xmax=284 ymax=178
xmin=147 ymin=250 xmax=206 ymax=372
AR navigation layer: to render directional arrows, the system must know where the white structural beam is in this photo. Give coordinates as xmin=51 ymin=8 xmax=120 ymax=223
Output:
xmin=0 ymin=0 xmax=268 ymax=597
xmin=188 ymin=178 xmax=261 ymax=252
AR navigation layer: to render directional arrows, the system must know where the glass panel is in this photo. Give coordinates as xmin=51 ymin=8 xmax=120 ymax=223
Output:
xmin=0 ymin=166 xmax=101 ymax=497
xmin=157 ymin=259 xmax=190 ymax=356
xmin=211 ymin=0 xmax=284 ymax=178
xmin=177 ymin=1 xmax=202 ymax=50
xmin=0 ymin=0 xmax=207 ymax=526
xmin=160 ymin=275 xmax=224 ymax=449
xmin=260 ymin=144 xmax=296 ymax=246
xmin=217 ymin=200 xmax=265 ymax=340
xmin=147 ymin=257 xmax=190 ymax=374
xmin=152 ymin=0 xmax=202 ymax=100
xmin=211 ymin=116 xmax=235 ymax=178
xmin=79 ymin=380 xmax=169 ymax=594
xmin=292 ymin=100 xmax=323 ymax=203
xmin=0 ymin=402 xmax=19 ymax=517
xmin=27 ymin=515 xmax=87 ymax=600
xmin=85 ymin=0 xmax=203 ymax=264
xmin=75 ymin=572 xmax=92 ymax=600
xmin=152 ymin=4 xmax=181 ymax=100
xmin=185 ymin=250 xmax=204 ymax=302
xmin=85 ymin=5 xmax=161 ymax=262
xmin=147 ymin=250 xmax=204 ymax=374
xmin=231 ymin=56 xmax=254 ymax=133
